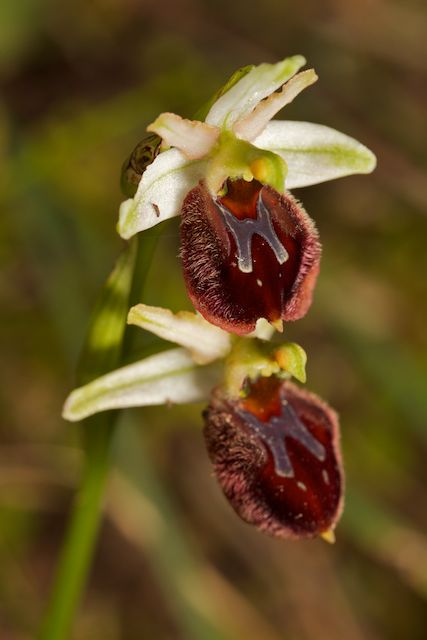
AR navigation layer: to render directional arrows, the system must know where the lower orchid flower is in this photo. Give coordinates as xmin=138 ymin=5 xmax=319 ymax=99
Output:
xmin=118 ymin=56 xmax=375 ymax=334
xmin=204 ymin=376 xmax=343 ymax=540
xmin=63 ymin=303 xmax=343 ymax=540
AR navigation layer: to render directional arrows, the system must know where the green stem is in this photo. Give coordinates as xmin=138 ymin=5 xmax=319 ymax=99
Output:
xmin=38 ymin=413 xmax=115 ymax=640
xmin=38 ymin=228 xmax=160 ymax=640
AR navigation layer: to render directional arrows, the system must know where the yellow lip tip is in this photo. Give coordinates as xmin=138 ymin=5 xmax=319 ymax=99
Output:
xmin=270 ymin=319 xmax=284 ymax=333
xmin=320 ymin=529 xmax=336 ymax=544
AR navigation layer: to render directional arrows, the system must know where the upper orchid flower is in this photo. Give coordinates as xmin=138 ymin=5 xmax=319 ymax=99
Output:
xmin=118 ymin=56 xmax=376 ymax=334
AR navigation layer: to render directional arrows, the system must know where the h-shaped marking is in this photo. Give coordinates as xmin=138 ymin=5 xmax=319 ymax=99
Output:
xmin=216 ymin=192 xmax=289 ymax=273
xmin=237 ymin=394 xmax=326 ymax=478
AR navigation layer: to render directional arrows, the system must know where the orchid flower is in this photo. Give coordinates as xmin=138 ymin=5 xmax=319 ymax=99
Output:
xmin=63 ymin=303 xmax=342 ymax=540
xmin=117 ymin=56 xmax=375 ymax=334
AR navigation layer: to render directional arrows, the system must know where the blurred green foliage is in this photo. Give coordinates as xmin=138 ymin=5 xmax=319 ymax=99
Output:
xmin=1 ymin=0 xmax=427 ymax=638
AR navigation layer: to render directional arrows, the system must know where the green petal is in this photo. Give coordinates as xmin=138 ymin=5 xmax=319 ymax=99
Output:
xmin=205 ymin=55 xmax=306 ymax=129
xmin=254 ymin=120 xmax=376 ymax=188
xmin=275 ymin=342 xmax=307 ymax=383
xmin=63 ymin=348 xmax=218 ymax=422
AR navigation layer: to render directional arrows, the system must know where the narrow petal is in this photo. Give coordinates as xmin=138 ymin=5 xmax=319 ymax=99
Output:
xmin=254 ymin=120 xmax=377 ymax=188
xmin=63 ymin=348 xmax=217 ymax=422
xmin=234 ymin=69 xmax=318 ymax=141
xmin=128 ymin=304 xmax=231 ymax=364
xmin=205 ymin=56 xmax=306 ymax=129
xmin=117 ymin=149 xmax=207 ymax=239
xmin=147 ymin=112 xmax=219 ymax=159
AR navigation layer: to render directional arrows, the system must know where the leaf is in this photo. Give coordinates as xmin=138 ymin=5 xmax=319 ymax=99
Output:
xmin=128 ymin=304 xmax=231 ymax=364
xmin=63 ymin=348 xmax=218 ymax=422
xmin=254 ymin=120 xmax=377 ymax=188
xmin=205 ymin=56 xmax=306 ymax=129
xmin=117 ymin=148 xmax=207 ymax=238
xmin=76 ymin=241 xmax=137 ymax=386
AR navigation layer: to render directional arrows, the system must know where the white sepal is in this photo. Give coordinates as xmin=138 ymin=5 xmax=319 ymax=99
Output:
xmin=205 ymin=56 xmax=306 ymax=130
xmin=234 ymin=69 xmax=318 ymax=141
xmin=147 ymin=113 xmax=219 ymax=159
xmin=117 ymin=148 xmax=206 ymax=238
xmin=254 ymin=120 xmax=377 ymax=188
xmin=128 ymin=304 xmax=231 ymax=364
xmin=62 ymin=348 xmax=217 ymax=422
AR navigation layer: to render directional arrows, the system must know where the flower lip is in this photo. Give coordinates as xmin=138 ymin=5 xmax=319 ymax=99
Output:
xmin=180 ymin=178 xmax=321 ymax=334
xmin=203 ymin=376 xmax=344 ymax=539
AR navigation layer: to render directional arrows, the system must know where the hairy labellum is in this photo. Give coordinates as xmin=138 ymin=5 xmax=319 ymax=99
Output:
xmin=203 ymin=377 xmax=343 ymax=539
xmin=180 ymin=179 xmax=321 ymax=334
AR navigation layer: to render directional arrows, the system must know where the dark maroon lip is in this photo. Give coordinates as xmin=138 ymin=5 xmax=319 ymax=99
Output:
xmin=180 ymin=179 xmax=321 ymax=335
xmin=203 ymin=377 xmax=344 ymax=539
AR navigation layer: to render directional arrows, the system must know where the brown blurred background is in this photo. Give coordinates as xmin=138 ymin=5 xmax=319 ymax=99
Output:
xmin=1 ymin=0 xmax=427 ymax=638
